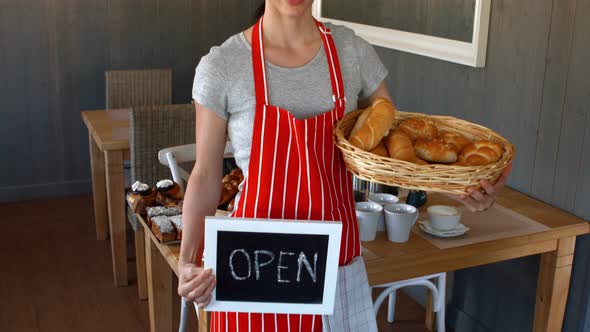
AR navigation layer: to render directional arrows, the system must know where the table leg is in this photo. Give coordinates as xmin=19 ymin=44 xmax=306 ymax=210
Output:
xmin=533 ymin=236 xmax=576 ymax=332
xmin=198 ymin=307 xmax=210 ymax=331
xmin=146 ymin=232 xmax=177 ymax=332
xmin=135 ymin=229 xmax=148 ymax=300
xmin=88 ymin=132 xmax=109 ymax=240
xmin=105 ymin=149 xmax=128 ymax=286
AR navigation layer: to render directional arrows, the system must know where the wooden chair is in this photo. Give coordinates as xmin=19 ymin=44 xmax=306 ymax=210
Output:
xmin=128 ymin=104 xmax=195 ymax=299
xmin=105 ymin=69 xmax=172 ymax=109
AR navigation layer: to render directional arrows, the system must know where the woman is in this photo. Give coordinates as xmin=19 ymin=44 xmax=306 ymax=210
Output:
xmin=179 ymin=0 xmax=511 ymax=331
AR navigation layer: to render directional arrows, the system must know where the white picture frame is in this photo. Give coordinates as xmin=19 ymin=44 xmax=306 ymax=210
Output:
xmin=312 ymin=0 xmax=492 ymax=67
xmin=203 ymin=217 xmax=343 ymax=315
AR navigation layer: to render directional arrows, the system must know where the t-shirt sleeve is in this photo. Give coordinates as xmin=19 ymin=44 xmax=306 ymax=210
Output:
xmin=354 ymin=35 xmax=388 ymax=100
xmin=192 ymin=47 xmax=229 ymax=120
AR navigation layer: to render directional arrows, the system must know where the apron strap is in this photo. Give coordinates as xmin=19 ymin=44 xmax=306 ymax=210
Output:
xmin=251 ymin=17 xmax=346 ymax=110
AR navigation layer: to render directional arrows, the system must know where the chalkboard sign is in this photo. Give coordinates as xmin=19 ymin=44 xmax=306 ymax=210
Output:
xmin=203 ymin=217 xmax=342 ymax=315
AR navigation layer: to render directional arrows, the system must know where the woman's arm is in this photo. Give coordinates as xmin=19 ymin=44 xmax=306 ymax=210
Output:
xmin=358 ymin=81 xmax=392 ymax=109
xmin=177 ymin=102 xmax=227 ymax=308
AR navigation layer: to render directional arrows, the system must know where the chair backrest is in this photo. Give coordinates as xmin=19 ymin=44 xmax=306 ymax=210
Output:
xmin=105 ymin=69 xmax=172 ymax=109
xmin=158 ymin=142 xmax=234 ymax=192
xmin=130 ymin=104 xmax=194 ymax=186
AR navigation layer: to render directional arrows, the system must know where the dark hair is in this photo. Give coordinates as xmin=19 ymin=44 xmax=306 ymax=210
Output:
xmin=255 ymin=1 xmax=265 ymax=20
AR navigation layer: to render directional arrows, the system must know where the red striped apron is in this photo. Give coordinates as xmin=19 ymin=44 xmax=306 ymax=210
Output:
xmin=211 ymin=17 xmax=360 ymax=332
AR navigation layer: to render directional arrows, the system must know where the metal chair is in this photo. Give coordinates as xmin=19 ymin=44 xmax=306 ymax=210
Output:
xmin=373 ymin=272 xmax=447 ymax=331
xmin=128 ymin=104 xmax=195 ymax=299
xmin=157 ymin=142 xmax=233 ymax=332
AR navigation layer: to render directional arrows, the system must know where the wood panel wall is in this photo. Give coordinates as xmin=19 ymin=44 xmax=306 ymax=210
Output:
xmin=0 ymin=0 xmax=261 ymax=202
xmin=339 ymin=0 xmax=589 ymax=330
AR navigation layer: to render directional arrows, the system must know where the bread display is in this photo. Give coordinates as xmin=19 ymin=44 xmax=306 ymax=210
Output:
xmin=398 ymin=117 xmax=438 ymax=141
xmin=458 ymin=141 xmax=504 ymax=166
xmin=348 ymin=98 xmax=397 ymax=151
xmin=128 ymin=181 xmax=157 ymax=215
xmin=414 ymin=138 xmax=458 ymax=163
xmin=357 ymin=113 xmax=506 ymax=168
xmin=169 ymin=215 xmax=183 ymax=240
xmin=440 ymin=132 xmax=471 ymax=152
xmin=155 ymin=179 xmax=183 ymax=205
xmin=150 ymin=215 xmax=176 ymax=242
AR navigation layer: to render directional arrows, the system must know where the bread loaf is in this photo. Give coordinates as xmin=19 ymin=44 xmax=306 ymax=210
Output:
xmin=349 ymin=98 xmax=396 ymax=151
xmin=414 ymin=138 xmax=458 ymax=163
xmin=458 ymin=141 xmax=503 ymax=166
xmin=369 ymin=141 xmax=389 ymax=157
xmin=384 ymin=130 xmax=428 ymax=165
xmin=398 ymin=117 xmax=438 ymax=141
xmin=440 ymin=132 xmax=471 ymax=152
xmin=384 ymin=130 xmax=415 ymax=161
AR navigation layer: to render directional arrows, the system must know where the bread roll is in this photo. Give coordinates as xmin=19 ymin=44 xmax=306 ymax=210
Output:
xmin=369 ymin=141 xmax=389 ymax=157
xmin=384 ymin=130 xmax=415 ymax=161
xmin=414 ymin=138 xmax=457 ymax=163
xmin=458 ymin=141 xmax=504 ymax=166
xmin=398 ymin=117 xmax=438 ymax=141
xmin=349 ymin=98 xmax=396 ymax=151
xmin=440 ymin=132 xmax=471 ymax=152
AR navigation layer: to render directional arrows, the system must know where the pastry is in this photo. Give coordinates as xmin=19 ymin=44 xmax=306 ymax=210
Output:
xmin=369 ymin=141 xmax=389 ymax=157
xmin=398 ymin=117 xmax=438 ymax=141
xmin=128 ymin=181 xmax=157 ymax=215
xmin=440 ymin=132 xmax=471 ymax=152
xmin=155 ymin=179 xmax=183 ymax=205
xmin=169 ymin=215 xmax=183 ymax=241
xmin=150 ymin=215 xmax=176 ymax=242
xmin=147 ymin=206 xmax=182 ymax=218
xmin=348 ymin=98 xmax=397 ymax=151
xmin=414 ymin=138 xmax=458 ymax=163
xmin=218 ymin=181 xmax=239 ymax=208
xmin=458 ymin=141 xmax=504 ymax=166
xmin=384 ymin=130 xmax=415 ymax=161
xmin=227 ymin=198 xmax=236 ymax=212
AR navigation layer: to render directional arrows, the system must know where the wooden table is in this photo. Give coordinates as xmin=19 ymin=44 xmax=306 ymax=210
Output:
xmin=82 ymin=109 xmax=131 ymax=286
xmin=138 ymin=188 xmax=588 ymax=332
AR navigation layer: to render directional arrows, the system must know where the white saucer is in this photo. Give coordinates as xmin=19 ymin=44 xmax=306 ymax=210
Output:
xmin=418 ymin=220 xmax=470 ymax=238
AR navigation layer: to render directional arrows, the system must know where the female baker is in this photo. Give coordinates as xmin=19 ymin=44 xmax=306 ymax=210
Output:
xmin=178 ymin=0 xmax=512 ymax=331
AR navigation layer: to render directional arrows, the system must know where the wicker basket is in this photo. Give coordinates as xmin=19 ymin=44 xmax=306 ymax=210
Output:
xmin=334 ymin=110 xmax=515 ymax=194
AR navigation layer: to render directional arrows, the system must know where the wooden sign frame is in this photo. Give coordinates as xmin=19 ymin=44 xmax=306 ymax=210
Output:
xmin=203 ymin=217 xmax=342 ymax=315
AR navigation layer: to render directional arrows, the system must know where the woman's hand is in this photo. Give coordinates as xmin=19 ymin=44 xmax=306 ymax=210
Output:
xmin=178 ymin=262 xmax=217 ymax=309
xmin=447 ymin=164 xmax=513 ymax=212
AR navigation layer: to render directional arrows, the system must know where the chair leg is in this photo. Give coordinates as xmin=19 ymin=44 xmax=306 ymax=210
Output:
xmin=425 ymin=289 xmax=435 ymax=331
xmin=436 ymin=273 xmax=447 ymax=332
xmin=387 ymin=291 xmax=397 ymax=323
xmin=134 ymin=228 xmax=148 ymax=300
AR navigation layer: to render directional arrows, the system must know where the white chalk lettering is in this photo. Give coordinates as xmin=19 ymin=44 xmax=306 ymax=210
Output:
xmin=297 ymin=252 xmax=318 ymax=283
xmin=229 ymin=249 xmax=251 ymax=280
xmin=254 ymin=250 xmax=275 ymax=280
xmin=277 ymin=251 xmax=295 ymax=283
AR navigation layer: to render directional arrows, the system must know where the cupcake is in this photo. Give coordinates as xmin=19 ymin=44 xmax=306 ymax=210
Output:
xmin=128 ymin=181 xmax=157 ymax=215
xmin=155 ymin=179 xmax=183 ymax=205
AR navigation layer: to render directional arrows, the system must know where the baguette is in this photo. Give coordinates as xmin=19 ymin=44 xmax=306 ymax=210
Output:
xmin=349 ymin=98 xmax=396 ymax=151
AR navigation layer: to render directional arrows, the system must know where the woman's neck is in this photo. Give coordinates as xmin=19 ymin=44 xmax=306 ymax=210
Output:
xmin=262 ymin=7 xmax=318 ymax=49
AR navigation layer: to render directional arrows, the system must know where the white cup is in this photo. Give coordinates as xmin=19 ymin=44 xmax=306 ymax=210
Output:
xmin=368 ymin=193 xmax=400 ymax=231
xmin=355 ymin=201 xmax=383 ymax=241
xmin=427 ymin=205 xmax=462 ymax=231
xmin=384 ymin=203 xmax=419 ymax=243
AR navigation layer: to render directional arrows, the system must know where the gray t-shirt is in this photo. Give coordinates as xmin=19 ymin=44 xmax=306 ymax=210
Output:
xmin=192 ymin=23 xmax=388 ymax=182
